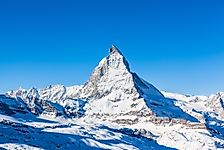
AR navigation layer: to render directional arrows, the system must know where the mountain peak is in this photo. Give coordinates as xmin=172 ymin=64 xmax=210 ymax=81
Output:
xmin=82 ymin=45 xmax=163 ymax=100
xmin=82 ymin=45 xmax=132 ymax=98
xmin=109 ymin=44 xmax=123 ymax=55
xmin=107 ymin=45 xmax=130 ymax=72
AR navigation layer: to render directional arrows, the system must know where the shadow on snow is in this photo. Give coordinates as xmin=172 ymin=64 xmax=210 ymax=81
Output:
xmin=144 ymin=96 xmax=199 ymax=122
xmin=0 ymin=116 xmax=176 ymax=150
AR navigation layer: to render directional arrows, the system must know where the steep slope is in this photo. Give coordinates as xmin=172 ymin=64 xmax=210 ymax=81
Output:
xmin=81 ymin=45 xmax=165 ymax=122
xmin=82 ymin=45 xmax=163 ymax=99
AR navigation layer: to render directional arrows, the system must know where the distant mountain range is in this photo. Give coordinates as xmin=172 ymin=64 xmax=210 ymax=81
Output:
xmin=0 ymin=45 xmax=223 ymax=150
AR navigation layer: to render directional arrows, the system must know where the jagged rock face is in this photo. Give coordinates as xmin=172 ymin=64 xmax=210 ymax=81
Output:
xmin=82 ymin=45 xmax=163 ymax=100
xmin=6 ymin=84 xmax=87 ymax=117
xmin=40 ymin=85 xmax=82 ymax=101
xmin=0 ymin=95 xmax=28 ymax=115
xmin=6 ymin=88 xmax=42 ymax=115
xmin=206 ymin=92 xmax=224 ymax=117
xmin=82 ymin=45 xmax=136 ymax=99
xmin=62 ymin=98 xmax=87 ymax=118
xmin=40 ymin=85 xmax=66 ymax=102
xmin=81 ymin=45 xmax=163 ymax=119
xmin=25 ymin=88 xmax=43 ymax=115
xmin=7 ymin=88 xmax=57 ymax=116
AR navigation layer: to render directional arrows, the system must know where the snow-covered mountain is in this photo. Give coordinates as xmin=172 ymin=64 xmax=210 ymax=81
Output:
xmin=0 ymin=45 xmax=224 ymax=150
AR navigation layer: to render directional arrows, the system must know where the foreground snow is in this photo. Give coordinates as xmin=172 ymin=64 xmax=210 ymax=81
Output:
xmin=0 ymin=111 xmax=223 ymax=150
xmin=0 ymin=113 xmax=176 ymax=150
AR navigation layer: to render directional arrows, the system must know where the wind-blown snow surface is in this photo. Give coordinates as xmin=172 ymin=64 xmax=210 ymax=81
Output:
xmin=0 ymin=46 xmax=224 ymax=150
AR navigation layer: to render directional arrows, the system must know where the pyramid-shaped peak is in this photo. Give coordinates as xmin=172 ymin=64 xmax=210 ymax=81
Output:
xmin=109 ymin=44 xmax=123 ymax=55
xmin=82 ymin=45 xmax=163 ymax=99
xmin=107 ymin=45 xmax=130 ymax=72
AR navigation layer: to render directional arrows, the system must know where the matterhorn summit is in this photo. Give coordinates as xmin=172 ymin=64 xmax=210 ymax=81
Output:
xmin=81 ymin=45 xmax=165 ymax=122
xmin=82 ymin=45 xmax=163 ymax=99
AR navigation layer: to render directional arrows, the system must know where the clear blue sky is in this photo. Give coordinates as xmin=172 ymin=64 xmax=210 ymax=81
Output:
xmin=0 ymin=0 xmax=224 ymax=95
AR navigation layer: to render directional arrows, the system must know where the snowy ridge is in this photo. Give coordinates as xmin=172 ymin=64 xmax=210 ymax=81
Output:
xmin=0 ymin=45 xmax=224 ymax=150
